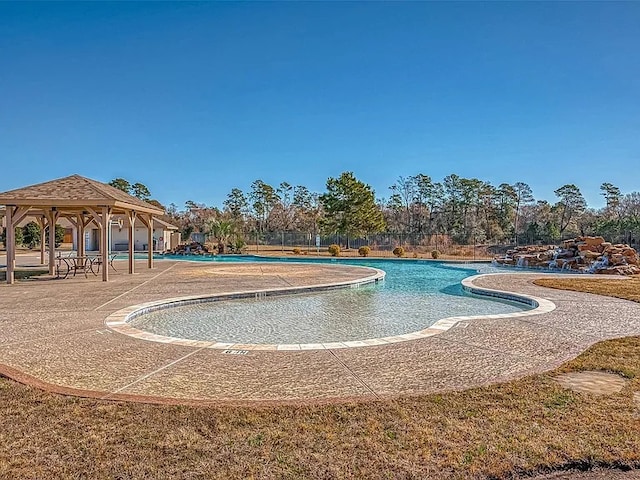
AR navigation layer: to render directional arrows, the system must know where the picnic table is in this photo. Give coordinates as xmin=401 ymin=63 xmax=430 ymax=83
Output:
xmin=56 ymin=254 xmax=118 ymax=279
xmin=91 ymin=254 xmax=118 ymax=274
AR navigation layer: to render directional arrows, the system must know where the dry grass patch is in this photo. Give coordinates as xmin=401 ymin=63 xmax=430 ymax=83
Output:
xmin=556 ymin=337 xmax=640 ymax=380
xmin=1 ymin=348 xmax=640 ymax=478
xmin=534 ymin=276 xmax=640 ymax=304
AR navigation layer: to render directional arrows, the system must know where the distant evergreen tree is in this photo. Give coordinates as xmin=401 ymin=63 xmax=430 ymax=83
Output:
xmin=131 ymin=182 xmax=151 ymax=201
xmin=223 ymin=188 xmax=249 ymax=222
xmin=554 ymin=184 xmax=587 ymax=235
xmin=109 ymin=178 xmax=131 ymax=193
xmin=320 ymin=172 xmax=385 ymax=247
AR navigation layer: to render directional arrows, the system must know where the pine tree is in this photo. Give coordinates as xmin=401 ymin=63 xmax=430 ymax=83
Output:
xmin=320 ymin=172 xmax=385 ymax=247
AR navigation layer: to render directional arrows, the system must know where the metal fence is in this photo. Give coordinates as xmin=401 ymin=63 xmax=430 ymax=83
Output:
xmin=251 ymin=232 xmax=454 ymax=251
xmin=187 ymin=230 xmax=639 ymax=257
xmin=200 ymin=231 xmax=493 ymax=257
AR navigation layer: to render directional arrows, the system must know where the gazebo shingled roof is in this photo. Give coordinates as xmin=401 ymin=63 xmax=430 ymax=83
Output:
xmin=0 ymin=174 xmax=163 ymax=214
xmin=1 ymin=174 xmax=163 ymax=284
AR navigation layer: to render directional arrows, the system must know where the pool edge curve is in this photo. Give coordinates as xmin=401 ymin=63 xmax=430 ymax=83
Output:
xmin=105 ymin=271 xmax=556 ymax=351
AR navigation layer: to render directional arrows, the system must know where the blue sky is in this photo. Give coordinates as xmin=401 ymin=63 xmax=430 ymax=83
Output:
xmin=1 ymin=2 xmax=638 ymax=209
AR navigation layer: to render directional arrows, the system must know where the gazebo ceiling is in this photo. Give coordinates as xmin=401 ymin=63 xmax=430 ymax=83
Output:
xmin=0 ymin=174 xmax=163 ymax=215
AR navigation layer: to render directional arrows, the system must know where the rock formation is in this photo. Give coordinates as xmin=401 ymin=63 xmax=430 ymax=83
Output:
xmin=493 ymin=236 xmax=640 ymax=275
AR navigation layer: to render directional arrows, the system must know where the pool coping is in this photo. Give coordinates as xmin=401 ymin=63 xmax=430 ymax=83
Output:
xmin=105 ymin=271 xmax=557 ymax=351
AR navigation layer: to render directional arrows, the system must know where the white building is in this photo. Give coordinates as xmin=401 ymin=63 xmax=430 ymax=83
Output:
xmin=76 ymin=216 xmax=179 ymax=252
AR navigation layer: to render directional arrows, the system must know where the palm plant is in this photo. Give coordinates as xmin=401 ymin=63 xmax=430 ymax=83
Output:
xmin=205 ymin=218 xmax=236 ymax=254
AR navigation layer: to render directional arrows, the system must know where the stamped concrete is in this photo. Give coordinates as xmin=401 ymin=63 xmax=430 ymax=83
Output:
xmin=1 ymin=260 xmax=640 ymax=404
xmin=555 ymin=371 xmax=629 ymax=395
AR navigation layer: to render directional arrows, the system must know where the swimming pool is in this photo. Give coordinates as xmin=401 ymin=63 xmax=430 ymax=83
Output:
xmin=128 ymin=256 xmax=530 ymax=345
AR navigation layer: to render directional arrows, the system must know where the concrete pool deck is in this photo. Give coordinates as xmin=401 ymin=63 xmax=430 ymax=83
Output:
xmin=1 ymin=259 xmax=639 ymax=405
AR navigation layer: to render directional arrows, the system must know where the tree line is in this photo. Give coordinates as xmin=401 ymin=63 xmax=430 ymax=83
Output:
xmin=3 ymin=174 xmax=638 ymax=250
xmin=145 ymin=173 xmax=640 ymax=247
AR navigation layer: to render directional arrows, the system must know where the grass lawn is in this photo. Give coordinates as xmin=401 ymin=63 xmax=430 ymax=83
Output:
xmin=534 ymin=275 xmax=640 ymax=304
xmin=1 ymin=279 xmax=639 ymax=479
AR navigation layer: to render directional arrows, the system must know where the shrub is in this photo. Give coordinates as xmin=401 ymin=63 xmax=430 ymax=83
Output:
xmin=43 ymin=225 xmax=63 ymax=247
xmin=16 ymin=227 xmax=24 ymax=247
xmin=55 ymin=224 xmax=65 ymax=247
xmin=22 ymin=222 xmax=41 ymax=249
xmin=328 ymin=244 xmax=341 ymax=256
xmin=431 ymin=250 xmax=440 ymax=259
xmin=358 ymin=246 xmax=371 ymax=257
xmin=393 ymin=246 xmax=405 ymax=257
xmin=230 ymin=237 xmax=246 ymax=254
xmin=292 ymin=247 xmax=302 ymax=255
xmin=1 ymin=227 xmax=23 ymax=247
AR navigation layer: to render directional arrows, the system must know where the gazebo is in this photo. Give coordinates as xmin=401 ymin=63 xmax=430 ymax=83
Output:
xmin=0 ymin=174 xmax=164 ymax=284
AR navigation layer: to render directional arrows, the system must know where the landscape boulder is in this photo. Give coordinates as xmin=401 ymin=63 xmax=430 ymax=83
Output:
xmin=492 ymin=236 xmax=639 ymax=275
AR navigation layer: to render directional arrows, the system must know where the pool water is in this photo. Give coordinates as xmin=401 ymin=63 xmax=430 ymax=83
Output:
xmin=129 ymin=257 xmax=528 ymax=344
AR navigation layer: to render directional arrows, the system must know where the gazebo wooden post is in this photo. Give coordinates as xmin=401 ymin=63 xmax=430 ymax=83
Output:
xmin=77 ymin=213 xmax=85 ymax=258
xmin=127 ymin=210 xmax=136 ymax=274
xmin=81 ymin=230 xmax=85 ymax=258
xmin=147 ymin=214 xmax=154 ymax=269
xmin=37 ymin=216 xmax=46 ymax=265
xmin=48 ymin=209 xmax=58 ymax=276
xmin=139 ymin=214 xmax=154 ymax=269
xmin=101 ymin=207 xmax=111 ymax=282
xmin=4 ymin=206 xmax=29 ymax=284
xmin=5 ymin=206 xmax=15 ymax=284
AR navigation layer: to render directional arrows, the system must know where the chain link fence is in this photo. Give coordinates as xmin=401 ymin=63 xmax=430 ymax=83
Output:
xmin=239 ymin=232 xmax=499 ymax=259
xmin=187 ymin=230 xmax=639 ymax=259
